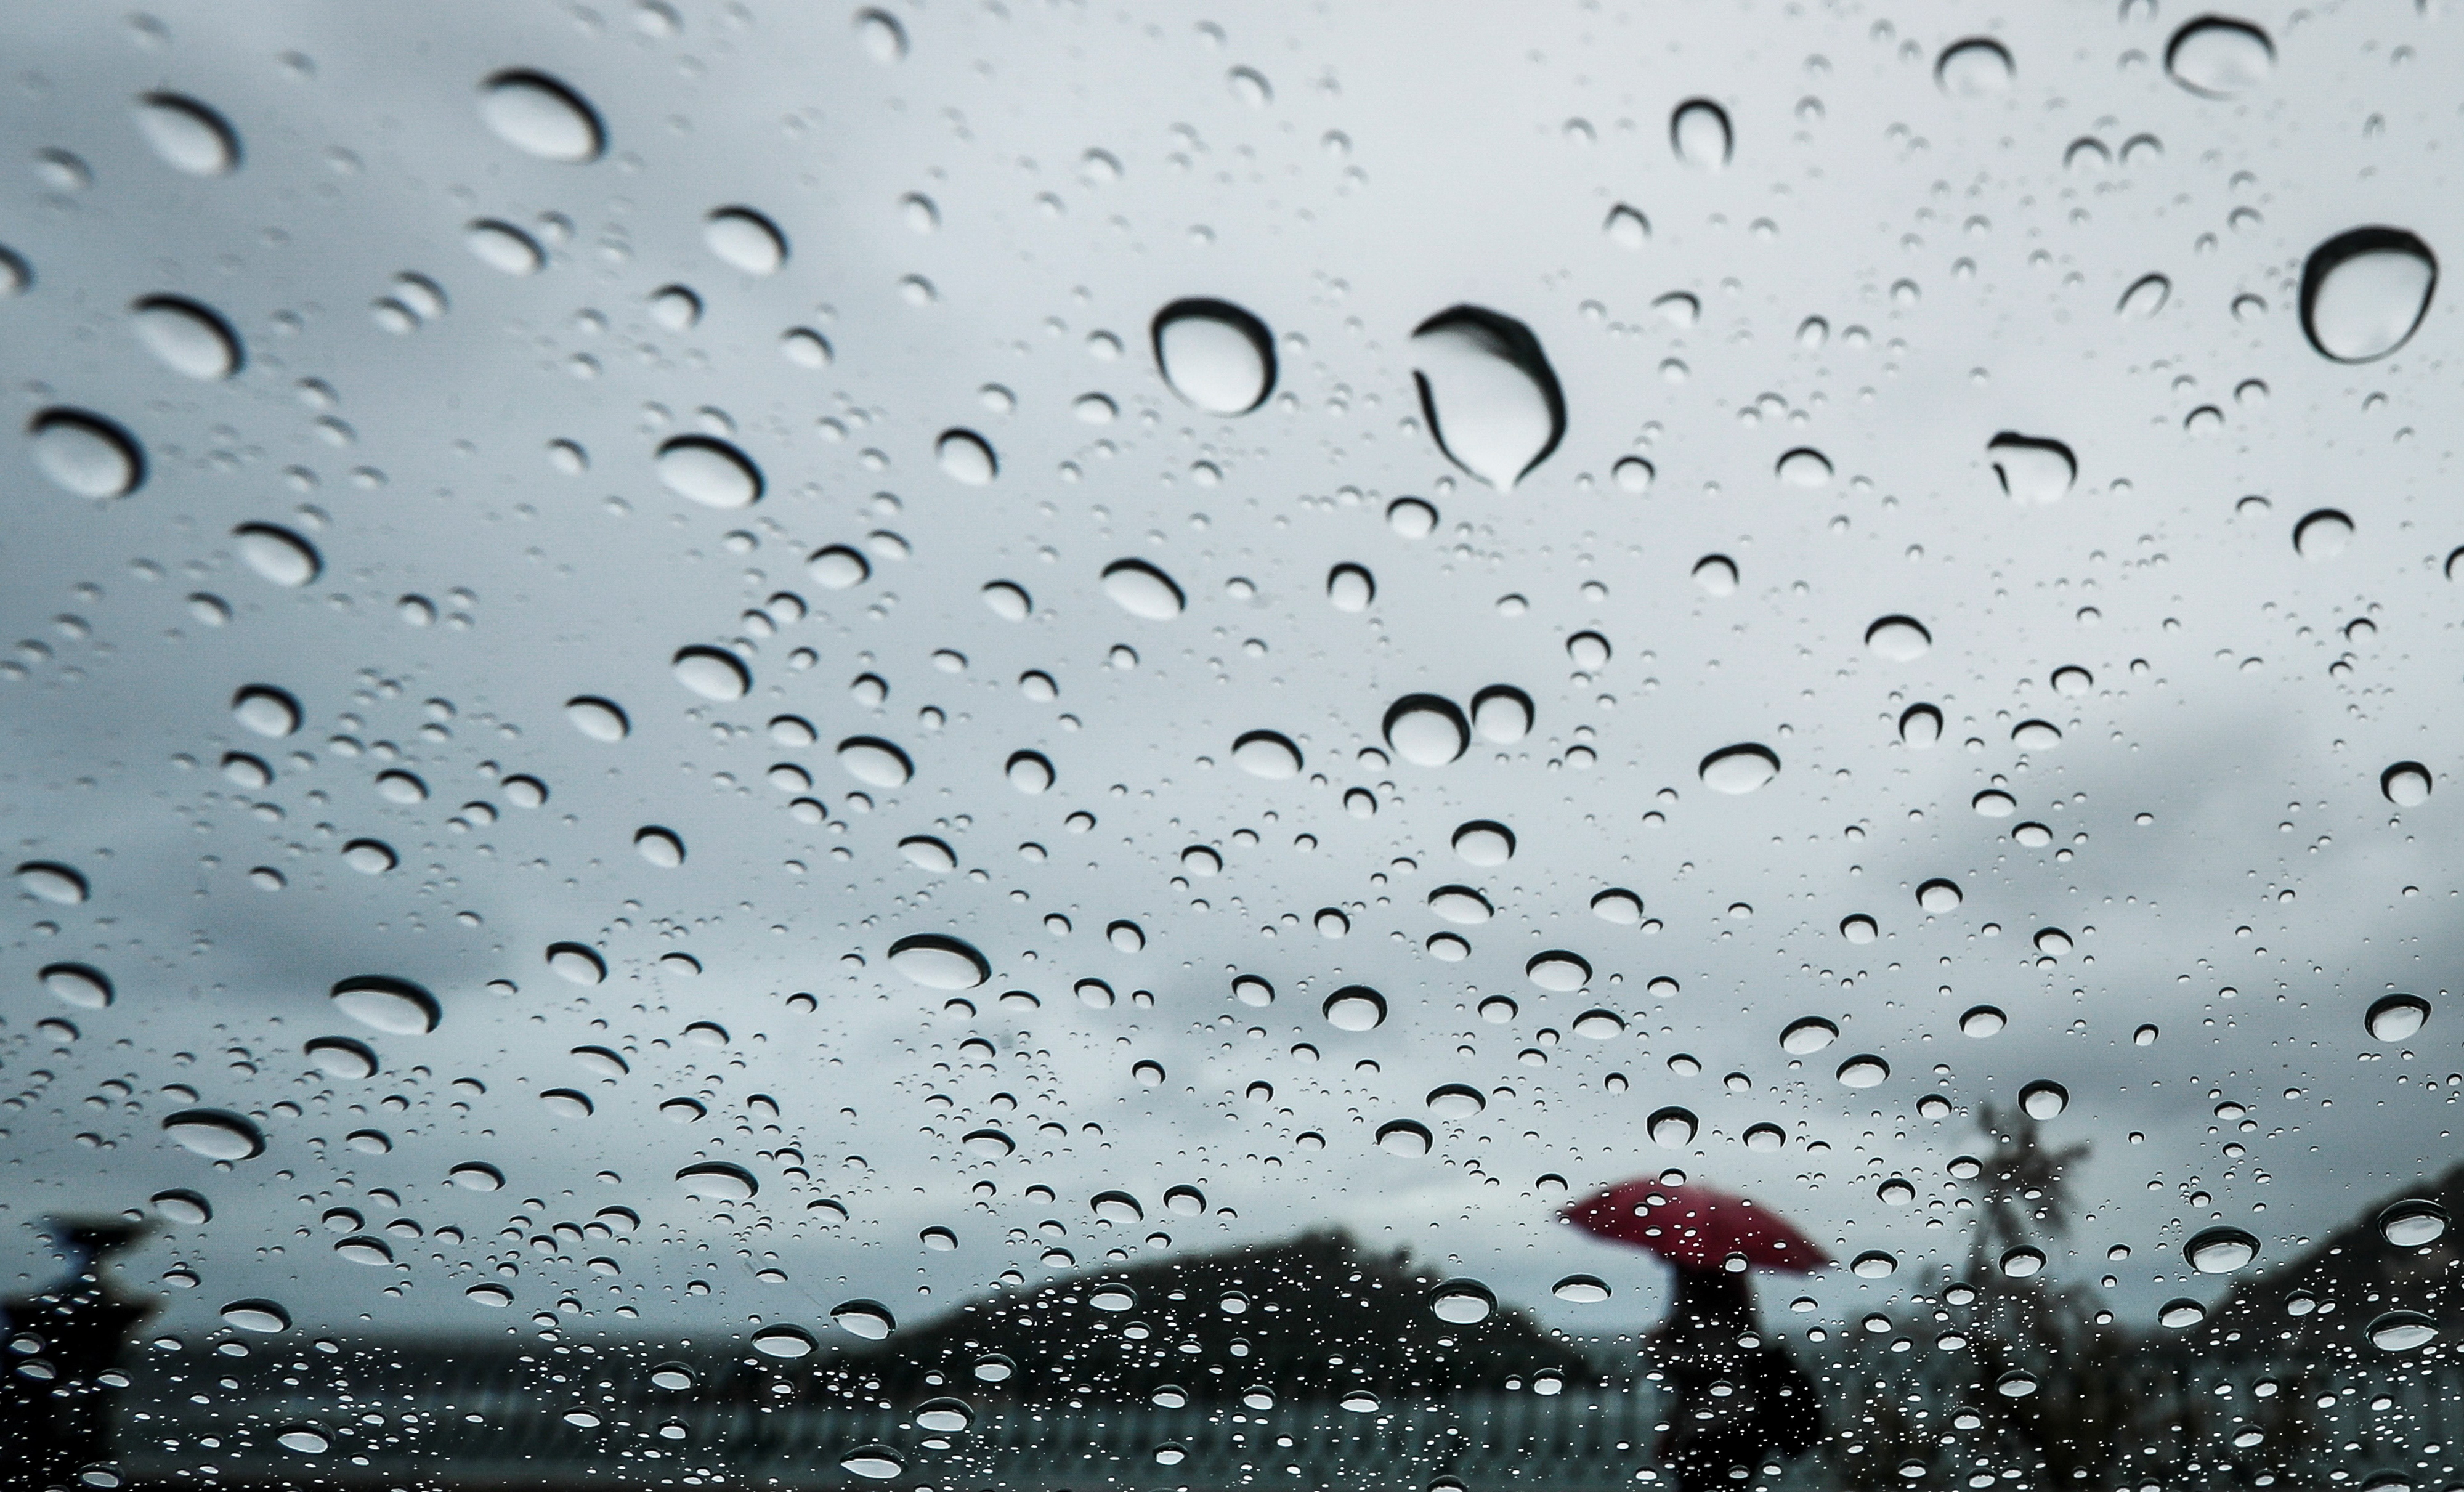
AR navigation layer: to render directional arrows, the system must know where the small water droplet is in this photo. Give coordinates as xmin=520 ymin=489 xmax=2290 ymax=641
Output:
xmin=304 ymin=1037 xmax=376 ymax=1078
xmin=1960 ymin=1006 xmax=2006 ymax=1038
xmin=1916 ymin=878 xmax=1963 ymax=912
xmin=132 ymin=296 xmax=242 ymax=379
xmin=1865 ymin=615 xmax=1931 ymax=661
xmin=888 ymin=933 xmax=989 ymax=990
xmin=39 ymin=962 xmax=110 ymax=1009
xmin=704 ymin=206 xmax=787 ymax=274
xmin=565 ymin=696 xmax=629 ymax=742
xmin=2019 ymin=1080 xmax=2069 ymax=1119
xmin=2294 ymin=508 xmax=2354 ymax=559
xmin=934 ymin=428 xmax=997 ymax=484
xmin=1935 ymin=38 xmax=2015 ymax=95
xmin=1432 ymin=1279 xmax=1495 ymax=1323
xmin=1852 ymin=1251 xmax=1897 ymax=1278
xmin=1410 ymin=305 xmax=1566 ymax=489
xmin=2382 ymin=761 xmax=2431 ymax=806
xmin=479 ymin=70 xmax=604 ymax=163
xmin=135 ymin=93 xmax=240 ymax=175
xmin=1384 ymin=695 xmax=1469 ymax=766
xmin=330 ymin=976 xmax=439 ymax=1035
xmin=152 ymin=1190 xmax=211 ymax=1224
xmin=1101 ymin=558 xmax=1186 ymax=619
xmin=675 ymin=1162 xmax=758 ymax=1201
xmin=1605 ymin=205 xmax=1650 ymax=248
xmin=29 ymin=408 xmax=144 ymax=497
xmin=2301 ymin=227 xmax=2437 ymax=363
xmin=1837 ymin=1055 xmax=1889 ymax=1088
xmin=1231 ymin=730 xmax=1302 ymax=779
xmin=633 ymin=826 xmax=684 ymax=867
xmin=163 ymin=1108 xmax=264 ymax=1160
xmin=1471 ymin=686 xmax=1534 ymax=744
xmin=233 ymin=523 xmax=318 ymax=586
xmin=1323 ymin=986 xmax=1386 ymax=1031
xmin=1899 ymin=704 xmax=1943 ymax=748
xmin=1376 ymin=1119 xmax=1433 ymax=1156
xmin=1526 ymin=951 xmax=1591 ymax=991
xmin=547 ymin=943 xmax=607 ymax=985
xmin=2118 ymin=274 xmax=2171 ymax=318
xmin=1153 ymin=299 xmax=1276 ymax=415
xmin=1649 ymin=1106 xmax=1698 ymax=1146
xmin=447 ymin=1162 xmax=504 ymax=1192
xmin=1783 ymin=1018 xmax=1839 ymax=1055
xmin=854 ymin=8 xmax=907 ymax=62
xmin=1988 ymin=432 xmax=2077 ymax=503
xmin=655 ymin=436 xmax=763 ymax=508
xmin=466 ymin=219 xmax=545 ymax=275
xmin=1326 ymin=563 xmax=1375 ymax=612
xmin=1007 ymin=750 xmax=1055 ymax=793
xmin=1775 ymin=447 xmax=1833 ymax=488
xmin=672 ymin=646 xmax=750 ymax=700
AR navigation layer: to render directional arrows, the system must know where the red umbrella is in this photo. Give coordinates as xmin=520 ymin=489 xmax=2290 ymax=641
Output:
xmin=1563 ymin=1177 xmax=1831 ymax=1274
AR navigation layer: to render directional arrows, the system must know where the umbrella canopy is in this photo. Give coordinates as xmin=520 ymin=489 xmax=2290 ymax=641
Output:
xmin=1563 ymin=1178 xmax=1831 ymax=1274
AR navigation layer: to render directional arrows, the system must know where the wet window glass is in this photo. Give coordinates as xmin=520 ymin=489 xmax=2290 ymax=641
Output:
xmin=3 ymin=4 xmax=2460 ymax=1491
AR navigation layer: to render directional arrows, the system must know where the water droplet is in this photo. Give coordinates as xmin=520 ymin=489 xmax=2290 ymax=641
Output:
xmin=231 ymin=684 xmax=301 ymax=737
xmin=2118 ymin=274 xmax=2171 ymax=318
xmin=1552 ymin=1274 xmax=1610 ymax=1304
xmin=1451 ymin=821 xmax=1515 ymax=866
xmin=2367 ymin=992 xmax=2430 ymax=1041
xmin=1995 ymin=1369 xmax=2040 ymax=1398
xmin=1409 ymin=305 xmax=1566 ymax=489
xmin=1470 ymin=686 xmax=1534 ymax=744
xmin=916 ymin=1398 xmax=973 ymax=1432
xmin=277 ymin=1427 xmax=330 ymax=1455
xmin=132 ymin=296 xmax=242 ymax=379
xmin=808 ymin=545 xmax=871 ymax=590
xmin=1007 ymin=750 xmax=1054 ymax=793
xmin=1692 ymin=554 xmax=1738 ymax=596
xmin=672 ymin=646 xmax=750 ymax=700
xmin=1837 ymin=1055 xmax=1889 ymax=1088
xmin=634 ymin=826 xmax=684 ymax=867
xmin=30 ymin=408 xmax=144 ymax=497
xmin=1152 ymin=299 xmax=1276 ymax=415
xmin=1323 ymin=986 xmax=1386 ymax=1031
xmin=152 ymin=1190 xmax=211 ymax=1224
xmin=1101 ymin=558 xmax=1186 ymax=619
xmin=447 ymin=1162 xmax=503 ymax=1192
xmin=2019 ymin=1080 xmax=2069 ymax=1119
xmin=2173 ymin=1225 xmax=2260 ymax=1276
xmin=675 ymin=1162 xmax=758 ymax=1201
xmin=655 ymin=436 xmax=763 ymax=509
xmin=1649 ymin=1106 xmax=1698 ymax=1147
xmin=1326 ymin=563 xmax=1376 ymax=612
xmin=1591 ymin=888 xmax=1642 ymax=925
xmin=2370 ymin=1310 xmax=2439 ymax=1351
xmin=547 ymin=943 xmax=607 ymax=985
xmin=233 ymin=523 xmax=318 ymax=587
xmin=1973 ymin=791 xmax=2016 ymax=818
xmin=2381 ymin=761 xmax=2431 ymax=806
xmin=163 ymin=1108 xmax=264 ymax=1161
xmin=888 ymin=933 xmax=989 ymax=990
xmin=1669 ymin=99 xmax=1732 ymax=168
xmin=854 ymin=8 xmax=907 ymax=62
xmin=1377 ymin=1119 xmax=1433 ymax=1156
xmin=781 ymin=326 xmax=833 ymax=367
xmin=1865 ymin=615 xmax=1932 ymax=662
xmin=135 ymin=93 xmax=240 ymax=175
xmin=1526 ymin=952 xmax=1591 ymax=992
xmin=1384 ymin=695 xmax=1469 ymax=766
xmin=1916 ymin=878 xmax=1963 ymax=912
xmin=2302 ymin=227 xmax=2438 ymax=363
xmin=39 ymin=962 xmax=111 ymax=1009
xmin=15 ymin=862 xmax=86 ymax=904
xmin=1604 ymin=204 xmax=1650 ymax=248
xmin=303 ymin=1037 xmax=376 ymax=1078
xmin=1999 ymin=1245 xmax=2046 ymax=1278
xmin=541 ymin=1089 xmax=594 ymax=1117
xmin=1427 ymin=1084 xmax=1486 ymax=1119
xmin=705 ymin=207 xmax=787 ymax=274
xmin=1229 ymin=729 xmax=1302 ymax=780
xmin=2167 ymin=16 xmax=2273 ymax=97
xmin=465 ymin=219 xmax=544 ymax=275
xmin=1988 ymin=432 xmax=2077 ymax=503
xmin=1935 ymin=38 xmax=2015 ymax=95
xmin=1775 ymin=448 xmax=1832 ymax=488
xmin=1612 ymin=457 xmax=1656 ymax=493
xmin=565 ymin=696 xmax=629 ymax=742
xmin=2380 ymin=1198 xmax=2449 ymax=1247
xmin=1961 ymin=1006 xmax=2006 ymax=1038
xmin=1432 ymin=1280 xmax=1495 ymax=1324
xmin=1781 ymin=1018 xmax=1838 ymax=1055
xmin=2287 ymin=510 xmax=2357 ymax=565
xmin=842 ymin=1447 xmax=905 ymax=1480
xmin=750 ymin=1324 xmax=816 ymax=1358
xmin=1899 ymin=705 xmax=1943 ymax=748
xmin=479 ymin=70 xmax=604 ymax=163
xmin=899 ymin=836 xmax=957 ymax=872
xmin=330 ymin=976 xmax=440 ymax=1035
xmin=1699 ymin=743 xmax=1780 ymax=794
xmin=374 ymin=769 xmax=426 ymax=805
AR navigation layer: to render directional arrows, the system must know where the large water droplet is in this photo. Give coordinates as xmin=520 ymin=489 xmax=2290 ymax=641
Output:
xmin=152 ymin=1190 xmax=211 ymax=1224
xmin=634 ymin=826 xmax=685 ymax=867
xmin=1775 ymin=448 xmax=1833 ymax=488
xmin=1427 ymin=1084 xmax=1486 ymax=1119
xmin=1782 ymin=1018 xmax=1838 ymax=1055
xmin=936 ymin=429 xmax=997 ymax=484
xmin=672 ymin=646 xmax=750 ymax=700
xmin=1526 ymin=951 xmax=1591 ymax=991
xmin=235 ymin=524 xmax=318 ymax=586
xmin=1101 ymin=559 xmax=1186 ymax=619
xmin=133 ymin=296 xmax=242 ymax=379
xmin=1231 ymin=730 xmax=1302 ymax=779
xmin=750 ymin=1324 xmax=816 ymax=1358
xmin=164 ymin=1108 xmax=264 ymax=1161
xmin=565 ymin=696 xmax=629 ymax=742
xmin=1649 ymin=1106 xmax=1698 ymax=1147
xmin=2184 ymin=1225 xmax=2260 ymax=1274
xmin=1384 ymin=695 xmax=1469 ymax=766
xmin=705 ymin=207 xmax=787 ymax=274
xmin=16 ymin=862 xmax=87 ymax=904
xmin=841 ymin=1447 xmax=905 ymax=1481
xmin=1470 ymin=686 xmax=1534 ymax=744
xmin=330 ymin=976 xmax=440 ymax=1035
xmin=888 ymin=933 xmax=990 ymax=989
xmin=837 ymin=737 xmax=914 ymax=787
xmin=2166 ymin=16 xmax=2273 ymax=98
xmin=655 ymin=436 xmax=763 ymax=508
xmin=915 ymin=1398 xmax=974 ymax=1433
xmin=2370 ymin=1310 xmax=2439 ymax=1352
xmin=2301 ymin=228 xmax=2437 ymax=363
xmin=304 ymin=1036 xmax=376 ymax=1078
xmin=2380 ymin=1199 xmax=2449 ymax=1247
xmin=135 ymin=94 xmax=240 ymax=175
xmin=1669 ymin=100 xmax=1732 ymax=168
xmin=40 ymin=962 xmax=110 ymax=1009
xmin=2294 ymin=509 xmax=2354 ymax=560
xmin=1454 ymin=821 xmax=1515 ymax=865
xmin=2382 ymin=761 xmax=2431 ymax=805
xmin=1409 ymin=305 xmax=1566 ymax=489
xmin=1152 ymin=299 xmax=1276 ymax=415
xmin=1988 ymin=432 xmax=2076 ymax=503
xmin=1899 ymin=704 xmax=1943 ymax=748
xmin=1604 ymin=204 xmax=1650 ymax=248
xmin=2118 ymin=274 xmax=2171 ymax=318
xmin=1323 ymin=986 xmax=1387 ymax=1031
xmin=1699 ymin=743 xmax=1780 ymax=794
xmin=1432 ymin=1279 xmax=1495 ymax=1324
xmin=479 ymin=70 xmax=604 ymax=163
xmin=2366 ymin=992 xmax=2430 ymax=1041
xmin=1326 ymin=563 xmax=1375 ymax=612
xmin=675 ymin=1162 xmax=758 ymax=1201
xmin=1377 ymin=1119 xmax=1433 ymax=1156
xmin=854 ymin=8 xmax=907 ymax=62
xmin=1837 ymin=1055 xmax=1890 ymax=1089
xmin=30 ymin=408 xmax=144 ymax=497
xmin=1865 ymin=615 xmax=1932 ymax=662
xmin=1427 ymin=886 xmax=1492 ymax=925
xmin=2019 ymin=1080 xmax=2069 ymax=1119
xmin=465 ymin=219 xmax=544 ymax=275
xmin=1935 ymin=38 xmax=2015 ymax=95
xmin=548 ymin=943 xmax=607 ymax=985
xmin=232 ymin=684 xmax=301 ymax=737
xmin=1007 ymin=751 xmax=1054 ymax=793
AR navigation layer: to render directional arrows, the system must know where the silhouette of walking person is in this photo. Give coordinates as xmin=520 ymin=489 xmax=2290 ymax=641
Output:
xmin=1 ymin=1219 xmax=156 ymax=1492
xmin=1645 ymin=1265 xmax=1823 ymax=1492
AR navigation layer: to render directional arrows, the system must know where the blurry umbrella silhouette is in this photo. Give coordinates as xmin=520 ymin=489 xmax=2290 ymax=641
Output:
xmin=1565 ymin=1177 xmax=1829 ymax=1492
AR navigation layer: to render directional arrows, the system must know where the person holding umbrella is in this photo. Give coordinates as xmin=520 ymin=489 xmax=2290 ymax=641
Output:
xmin=1565 ymin=1174 xmax=1830 ymax=1492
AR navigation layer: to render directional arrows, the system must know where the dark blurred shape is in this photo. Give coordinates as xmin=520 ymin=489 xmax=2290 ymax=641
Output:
xmin=1 ymin=1217 xmax=155 ymax=1492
